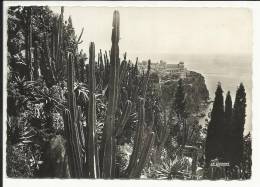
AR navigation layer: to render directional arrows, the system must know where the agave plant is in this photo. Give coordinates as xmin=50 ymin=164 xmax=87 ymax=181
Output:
xmin=144 ymin=147 xmax=193 ymax=179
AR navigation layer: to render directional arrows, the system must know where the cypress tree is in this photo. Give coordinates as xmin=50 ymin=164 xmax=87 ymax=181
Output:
xmin=224 ymin=91 xmax=232 ymax=161
xmin=230 ymin=83 xmax=246 ymax=166
xmin=175 ymin=79 xmax=185 ymax=120
xmin=205 ymin=83 xmax=225 ymax=165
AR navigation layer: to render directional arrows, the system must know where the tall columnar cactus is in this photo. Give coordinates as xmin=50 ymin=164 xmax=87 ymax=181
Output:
xmin=50 ymin=7 xmax=64 ymax=80
xmin=116 ymin=100 xmax=132 ymax=137
xmin=51 ymin=16 xmax=57 ymax=60
xmin=40 ymin=33 xmax=56 ymax=87
xmin=142 ymin=60 xmax=151 ymax=99
xmin=101 ymin=10 xmax=120 ymax=178
xmin=87 ymin=42 xmax=100 ymax=178
xmin=119 ymin=53 xmax=128 ymax=87
xmin=99 ymin=49 xmax=104 ymax=73
xmin=97 ymin=49 xmax=105 ymax=87
xmin=104 ymin=50 xmax=110 ymax=85
xmin=74 ymin=55 xmax=80 ymax=81
xmin=118 ymin=53 xmax=128 ymax=105
xmin=55 ymin=6 xmax=64 ymax=75
xmin=79 ymin=56 xmax=86 ymax=83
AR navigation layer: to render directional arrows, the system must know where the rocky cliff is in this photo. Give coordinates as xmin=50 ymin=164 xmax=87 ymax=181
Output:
xmin=160 ymin=70 xmax=209 ymax=114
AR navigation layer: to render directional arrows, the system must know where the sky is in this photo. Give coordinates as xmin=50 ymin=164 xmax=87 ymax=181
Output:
xmin=50 ymin=7 xmax=252 ymax=62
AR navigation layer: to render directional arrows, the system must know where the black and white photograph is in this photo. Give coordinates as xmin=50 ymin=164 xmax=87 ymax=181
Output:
xmin=3 ymin=2 xmax=254 ymax=181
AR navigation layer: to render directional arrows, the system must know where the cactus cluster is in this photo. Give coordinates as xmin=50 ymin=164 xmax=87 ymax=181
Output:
xmin=27 ymin=6 xmax=89 ymax=88
xmin=25 ymin=7 xmax=64 ymax=86
xmin=61 ymin=10 xmax=156 ymax=178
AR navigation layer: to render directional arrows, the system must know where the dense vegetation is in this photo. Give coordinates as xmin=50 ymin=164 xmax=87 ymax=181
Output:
xmin=6 ymin=6 xmax=251 ymax=179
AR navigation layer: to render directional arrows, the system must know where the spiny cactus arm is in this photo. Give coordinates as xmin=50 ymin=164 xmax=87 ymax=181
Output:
xmin=78 ymin=57 xmax=84 ymax=83
xmin=51 ymin=17 xmax=57 ymax=59
xmin=104 ymin=50 xmax=109 ymax=65
xmin=99 ymin=49 xmax=104 ymax=72
xmin=103 ymin=50 xmax=110 ymax=87
xmin=53 ymin=6 xmax=64 ymax=76
xmin=183 ymin=119 xmax=189 ymax=147
xmin=150 ymin=110 xmax=155 ymax=130
xmin=66 ymin=53 xmax=84 ymax=177
xmin=87 ymin=42 xmax=100 ymax=178
xmin=119 ymin=53 xmax=128 ymax=87
xmin=74 ymin=55 xmax=80 ymax=81
xmin=63 ymin=109 xmax=83 ymax=177
xmin=154 ymin=124 xmax=170 ymax=165
xmin=116 ymin=100 xmax=132 ymax=137
xmin=134 ymin=57 xmax=139 ymax=75
xmin=75 ymin=106 xmax=86 ymax=153
xmin=160 ymin=125 xmax=170 ymax=146
xmin=77 ymin=28 xmax=84 ymax=44
xmin=60 ymin=7 xmax=64 ymax=54
xmin=55 ymin=14 xmax=61 ymax=70
xmin=130 ymin=131 xmax=155 ymax=178
xmin=63 ymin=109 xmax=77 ymax=176
xmin=114 ymin=51 xmax=120 ymax=111
xmin=141 ymin=60 xmax=151 ymax=99
xmin=67 ymin=53 xmax=75 ymax=120
xmin=126 ymin=98 xmax=145 ymax=176
xmin=42 ymin=33 xmax=56 ymax=87
xmin=53 ymin=17 xmax=58 ymax=60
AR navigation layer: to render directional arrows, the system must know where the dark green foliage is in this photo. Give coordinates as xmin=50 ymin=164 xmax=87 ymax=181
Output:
xmin=225 ymin=91 xmax=233 ymax=128
xmin=205 ymin=83 xmax=225 ymax=165
xmin=204 ymin=83 xmax=250 ymax=180
xmin=229 ymin=83 xmax=246 ymax=166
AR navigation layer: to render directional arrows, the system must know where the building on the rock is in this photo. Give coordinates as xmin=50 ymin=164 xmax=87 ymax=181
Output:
xmin=138 ymin=60 xmax=190 ymax=79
